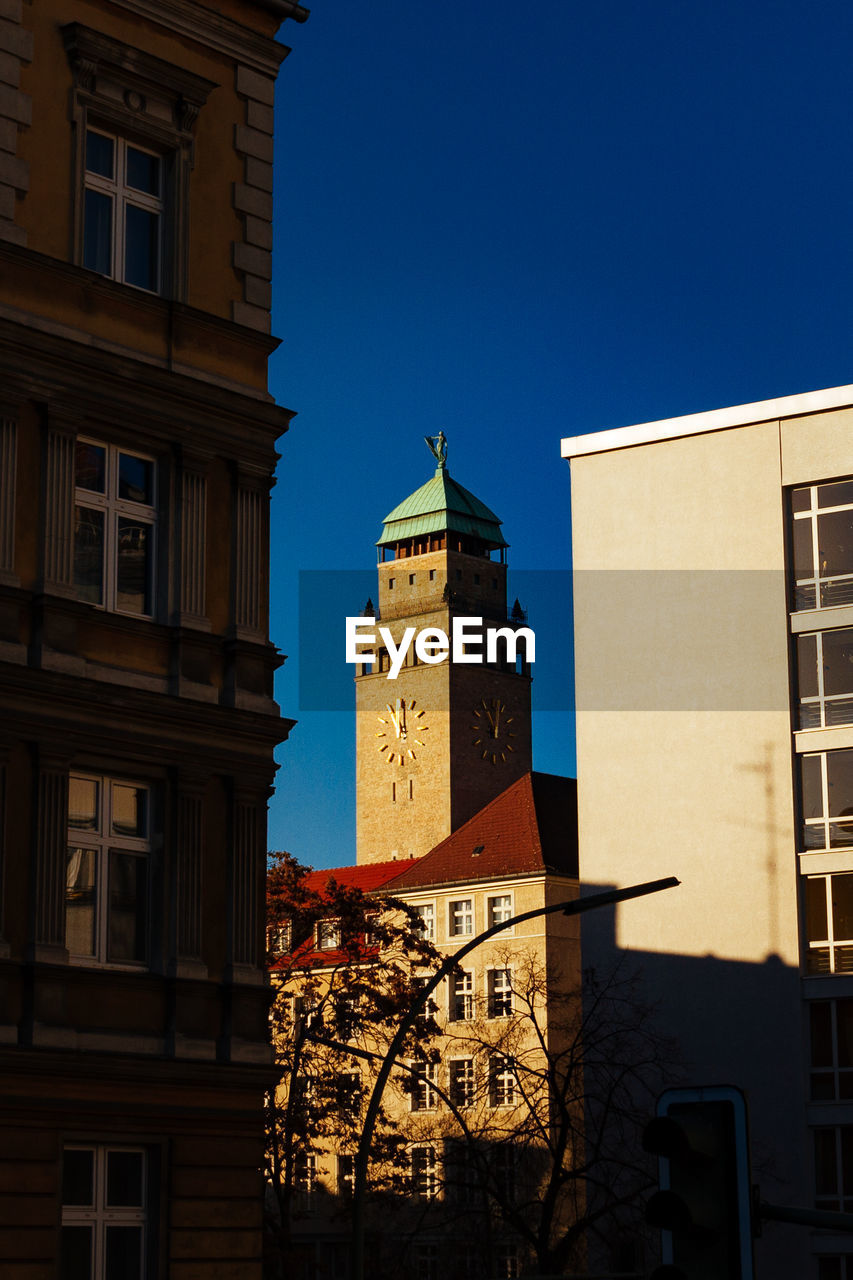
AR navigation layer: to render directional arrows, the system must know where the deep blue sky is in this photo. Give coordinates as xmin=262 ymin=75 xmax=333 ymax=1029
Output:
xmin=267 ymin=0 xmax=853 ymax=866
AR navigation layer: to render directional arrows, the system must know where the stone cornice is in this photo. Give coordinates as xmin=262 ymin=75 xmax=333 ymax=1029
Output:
xmin=106 ymin=0 xmax=298 ymax=75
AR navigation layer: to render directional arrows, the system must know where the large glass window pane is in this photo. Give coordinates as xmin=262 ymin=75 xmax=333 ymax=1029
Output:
xmin=60 ymin=1225 xmax=93 ymax=1280
xmin=792 ymin=517 xmax=814 ymax=580
xmin=807 ymin=878 xmax=829 ymax=942
xmin=826 ymin=631 xmax=853 ymax=698
xmin=124 ymin=204 xmax=159 ymax=291
xmin=111 ymin=784 xmax=147 ymax=839
xmin=68 ymin=777 xmax=99 ymax=831
xmin=828 ymin=752 xmax=853 ymax=817
xmin=118 ymin=453 xmax=153 ymax=505
xmin=797 ymin=633 xmax=819 ymax=700
xmin=818 ymin=509 xmax=853 ymax=579
xmin=107 ymin=1150 xmax=144 ymax=1206
xmin=83 ymin=189 xmax=113 ymax=275
xmin=116 ymin=517 xmax=152 ymax=615
xmin=75 ymin=442 xmax=105 ymax=494
xmin=108 ymin=851 xmax=147 ymax=963
xmin=74 ymin=506 xmax=104 ymax=606
xmin=801 ymin=755 xmax=824 ymax=821
xmin=85 ymin=130 xmax=114 ymax=178
xmin=791 ymin=486 xmax=811 ymax=514
xmin=126 ymin=146 xmax=160 ymax=196
xmin=833 ymin=876 xmax=853 ymax=942
xmin=838 ymin=1001 xmax=853 ymax=1068
xmin=105 ymin=1225 xmax=143 ymax=1278
xmin=815 ymin=1128 xmax=839 ymax=1197
xmin=819 ymin=481 xmax=853 ymax=509
xmin=62 ymin=1148 xmax=94 ymax=1206
xmin=65 ymin=848 xmax=96 ymax=956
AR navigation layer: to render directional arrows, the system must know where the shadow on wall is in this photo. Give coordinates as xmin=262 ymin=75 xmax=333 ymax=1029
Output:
xmin=582 ymin=889 xmax=812 ymax=1279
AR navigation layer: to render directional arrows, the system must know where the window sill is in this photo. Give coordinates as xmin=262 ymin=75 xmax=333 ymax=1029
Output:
xmin=791 ymin=604 xmax=853 ymax=634
xmin=794 ymin=725 xmax=853 ymax=754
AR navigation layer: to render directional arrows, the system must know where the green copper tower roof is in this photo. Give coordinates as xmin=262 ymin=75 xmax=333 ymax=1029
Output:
xmin=377 ymin=434 xmax=508 ymax=549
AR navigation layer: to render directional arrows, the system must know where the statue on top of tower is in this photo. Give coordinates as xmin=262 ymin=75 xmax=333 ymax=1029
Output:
xmin=424 ymin=430 xmax=447 ymax=468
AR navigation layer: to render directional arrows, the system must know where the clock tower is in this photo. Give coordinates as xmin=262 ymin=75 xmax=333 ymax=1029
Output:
xmin=355 ymin=436 xmax=532 ymax=864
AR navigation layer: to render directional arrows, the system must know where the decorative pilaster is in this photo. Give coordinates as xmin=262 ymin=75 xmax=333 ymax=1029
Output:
xmin=233 ymin=465 xmax=269 ymax=639
xmin=228 ymin=785 xmax=266 ymax=983
xmin=178 ymin=456 xmax=208 ymax=626
xmin=0 ymin=412 xmax=17 ymax=585
xmin=172 ymin=772 xmax=207 ymax=979
xmin=30 ymin=751 xmax=70 ymax=963
xmin=43 ymin=418 xmax=76 ymax=598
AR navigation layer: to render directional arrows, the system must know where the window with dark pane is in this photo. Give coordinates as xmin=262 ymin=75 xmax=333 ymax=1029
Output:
xmin=791 ymin=481 xmax=853 ymax=611
xmin=74 ymin=439 xmax=156 ymax=617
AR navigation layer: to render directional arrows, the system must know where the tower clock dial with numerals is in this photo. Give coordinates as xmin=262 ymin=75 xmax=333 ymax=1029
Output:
xmin=472 ymin=696 xmax=516 ymax=764
xmin=376 ymin=698 xmax=429 ymax=766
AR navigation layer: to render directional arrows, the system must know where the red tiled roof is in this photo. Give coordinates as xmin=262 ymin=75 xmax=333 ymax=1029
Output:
xmin=303 ymin=859 xmax=416 ymax=898
xmin=383 ymin=771 xmax=577 ymax=892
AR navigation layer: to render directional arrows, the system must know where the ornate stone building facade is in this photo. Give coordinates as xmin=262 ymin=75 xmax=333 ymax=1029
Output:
xmin=0 ymin=0 xmax=304 ymax=1274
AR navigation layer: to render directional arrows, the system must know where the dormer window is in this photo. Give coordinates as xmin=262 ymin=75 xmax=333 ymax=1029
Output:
xmin=316 ymin=919 xmax=340 ymax=951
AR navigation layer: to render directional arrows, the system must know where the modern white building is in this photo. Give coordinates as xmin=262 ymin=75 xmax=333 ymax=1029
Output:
xmin=563 ymin=384 xmax=853 ymax=1280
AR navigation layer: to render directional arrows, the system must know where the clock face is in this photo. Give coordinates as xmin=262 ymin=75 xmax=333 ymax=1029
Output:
xmin=376 ymin=698 xmax=429 ymax=766
xmin=472 ymin=697 xmax=516 ymax=764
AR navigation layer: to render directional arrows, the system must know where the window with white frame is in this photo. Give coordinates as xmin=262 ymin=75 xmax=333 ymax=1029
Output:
xmin=410 ymin=1061 xmax=439 ymax=1112
xmin=444 ymin=1141 xmax=479 ymax=1207
xmin=799 ymin=750 xmax=853 ymax=851
xmin=74 ymin=440 xmax=156 ymax=617
xmin=449 ymin=1058 xmax=476 ymax=1109
xmin=488 ymin=968 xmax=513 ymax=1018
xmin=66 ymin=774 xmax=150 ymax=965
xmin=449 ymin=898 xmax=473 ymax=937
xmin=797 ymin=629 xmax=853 ymax=730
xmin=412 ymin=975 xmax=440 ymax=1022
xmin=61 ymin=1145 xmax=147 ymax=1280
xmin=449 ymin=969 xmax=475 ymax=1022
xmin=489 ymin=1055 xmax=515 ymax=1107
xmin=294 ymin=1152 xmax=317 ymax=1201
xmin=316 ymin=919 xmax=341 ymax=950
xmin=412 ymin=902 xmax=435 ymax=941
xmin=491 ymin=1147 xmax=517 ymax=1203
xmin=817 ymin=1255 xmax=853 ymax=1280
xmin=337 ymin=1153 xmax=354 ymax=1197
xmin=487 ymin=893 xmax=513 ymax=931
xmin=810 ymin=1000 xmax=853 ymax=1101
xmin=83 ymin=128 xmax=163 ymax=292
xmin=268 ymin=921 xmax=292 ymax=956
xmin=815 ymin=1126 xmax=853 ymax=1212
xmin=411 ymin=1144 xmax=438 ymax=1198
xmin=414 ymin=1242 xmax=440 ymax=1280
xmin=494 ymin=1243 xmax=520 ymax=1278
xmin=805 ymin=874 xmax=853 ymax=974
xmin=791 ymin=479 xmax=853 ymax=611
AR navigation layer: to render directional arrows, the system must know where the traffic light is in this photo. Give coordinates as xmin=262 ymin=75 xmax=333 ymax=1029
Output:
xmin=643 ymin=1085 xmax=754 ymax=1280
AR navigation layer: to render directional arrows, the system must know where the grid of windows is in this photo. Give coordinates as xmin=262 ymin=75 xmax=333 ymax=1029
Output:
xmin=488 ymin=969 xmax=513 ymax=1018
xmin=810 ymin=1000 xmax=853 ymax=1101
xmin=791 ymin=480 xmax=853 ymax=611
xmin=61 ymin=1146 xmax=147 ymax=1280
xmin=66 ymin=774 xmax=150 ymax=966
xmin=449 ymin=970 xmax=475 ymax=1022
xmin=449 ymin=1058 xmax=476 ymax=1109
xmin=83 ymin=129 xmax=163 ymax=292
xmin=449 ymin=898 xmax=474 ymax=937
xmin=74 ymin=440 xmax=156 ymax=617
xmin=805 ymin=874 xmax=853 ymax=974
xmin=799 ymin=751 xmax=853 ymax=852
